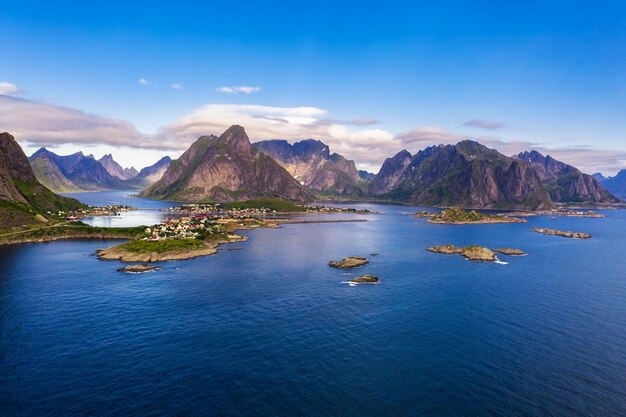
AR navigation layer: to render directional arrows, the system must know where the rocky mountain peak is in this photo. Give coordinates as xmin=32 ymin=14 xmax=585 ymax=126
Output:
xmin=0 ymin=132 xmax=37 ymax=182
xmin=216 ymin=125 xmax=252 ymax=153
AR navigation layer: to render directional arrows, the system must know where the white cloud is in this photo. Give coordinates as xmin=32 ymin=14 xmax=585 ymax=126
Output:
xmin=1 ymin=93 xmax=624 ymax=176
xmin=0 ymin=81 xmax=21 ymax=95
xmin=138 ymin=78 xmax=149 ymax=85
xmin=0 ymin=95 xmax=181 ymax=151
xmin=161 ymin=103 xmax=403 ymax=168
xmin=170 ymin=83 xmax=183 ymax=90
xmin=216 ymin=86 xmax=261 ymax=94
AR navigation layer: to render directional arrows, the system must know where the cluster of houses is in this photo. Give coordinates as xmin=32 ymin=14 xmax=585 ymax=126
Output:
xmin=51 ymin=205 xmax=133 ymax=221
xmin=303 ymin=205 xmax=372 ymax=214
xmin=165 ymin=204 xmax=277 ymax=218
xmin=143 ymin=215 xmax=225 ymax=241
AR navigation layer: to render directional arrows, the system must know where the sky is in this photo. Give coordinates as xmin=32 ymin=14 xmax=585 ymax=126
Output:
xmin=1 ymin=0 xmax=625 ymax=175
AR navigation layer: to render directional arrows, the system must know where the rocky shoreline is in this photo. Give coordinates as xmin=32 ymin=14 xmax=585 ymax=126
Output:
xmin=416 ymin=208 xmax=526 ymax=224
xmin=329 ymin=256 xmax=369 ymax=269
xmin=427 ymin=244 xmax=527 ymax=262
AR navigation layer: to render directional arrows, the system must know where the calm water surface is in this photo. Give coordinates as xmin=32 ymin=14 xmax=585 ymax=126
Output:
xmin=1 ymin=192 xmax=625 ymax=416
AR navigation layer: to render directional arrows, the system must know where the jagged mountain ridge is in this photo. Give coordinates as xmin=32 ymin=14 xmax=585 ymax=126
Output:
xmin=98 ymin=154 xmax=138 ymax=180
xmin=30 ymin=148 xmax=169 ymax=192
xmin=31 ymin=148 xmax=123 ymax=191
xmin=141 ymin=125 xmax=311 ymax=202
xmin=515 ymin=150 xmax=619 ymax=203
xmin=253 ymin=139 xmax=363 ymax=195
xmin=123 ymin=156 xmax=171 ymax=190
xmin=370 ymin=141 xmax=554 ymax=209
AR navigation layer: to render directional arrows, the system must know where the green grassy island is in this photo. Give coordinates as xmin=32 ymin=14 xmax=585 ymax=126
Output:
xmin=419 ymin=208 xmax=526 ymax=224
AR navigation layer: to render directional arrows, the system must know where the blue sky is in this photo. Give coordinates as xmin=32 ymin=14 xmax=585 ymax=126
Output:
xmin=1 ymin=0 xmax=625 ymax=174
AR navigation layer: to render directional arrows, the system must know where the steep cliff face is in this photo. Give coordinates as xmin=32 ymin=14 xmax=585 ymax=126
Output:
xmin=0 ymin=132 xmax=84 ymax=230
xmin=253 ymin=139 xmax=362 ymax=194
xmin=141 ymin=126 xmax=311 ymax=202
xmin=122 ymin=156 xmax=171 ymax=190
xmin=98 ymin=154 xmax=138 ymax=180
xmin=516 ymin=151 xmax=619 ymax=203
xmin=370 ymin=141 xmax=553 ymax=209
xmin=30 ymin=148 xmax=123 ymax=191
xmin=30 ymin=154 xmax=83 ymax=193
xmin=369 ymin=150 xmax=412 ymax=195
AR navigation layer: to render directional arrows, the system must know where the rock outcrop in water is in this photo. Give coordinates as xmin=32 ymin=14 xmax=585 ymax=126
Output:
xmin=423 ymin=208 xmax=526 ymax=224
xmin=328 ymin=256 xmax=369 ymax=269
xmin=140 ymin=125 xmax=311 ymax=202
xmin=531 ymin=227 xmax=591 ymax=239
xmin=427 ymin=244 xmax=499 ymax=262
xmin=118 ymin=264 xmax=160 ymax=273
xmin=349 ymin=275 xmax=380 ymax=284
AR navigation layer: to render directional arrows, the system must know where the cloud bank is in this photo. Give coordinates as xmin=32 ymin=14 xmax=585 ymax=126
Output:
xmin=1 ymin=93 xmax=624 ymax=175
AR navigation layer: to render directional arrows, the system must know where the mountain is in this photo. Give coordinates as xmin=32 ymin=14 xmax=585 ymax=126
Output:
xmin=515 ymin=151 xmax=619 ymax=204
xmin=140 ymin=125 xmax=311 ymax=202
xmin=122 ymin=156 xmax=171 ymax=190
xmin=370 ymin=141 xmax=553 ymax=209
xmin=593 ymin=169 xmax=626 ymax=200
xmin=253 ymin=139 xmax=363 ymax=195
xmin=98 ymin=154 xmax=138 ymax=180
xmin=30 ymin=148 xmax=123 ymax=191
xmin=30 ymin=152 xmax=83 ymax=193
xmin=358 ymin=170 xmax=375 ymax=181
xmin=0 ymin=132 xmax=84 ymax=230
xmin=370 ymin=150 xmax=412 ymax=195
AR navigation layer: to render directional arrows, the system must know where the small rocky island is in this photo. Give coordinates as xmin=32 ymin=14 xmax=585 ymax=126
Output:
xmin=493 ymin=248 xmax=527 ymax=256
xmin=417 ymin=208 xmax=526 ymax=224
xmin=118 ymin=264 xmax=160 ymax=273
xmin=329 ymin=256 xmax=369 ymax=269
xmin=531 ymin=227 xmax=592 ymax=239
xmin=427 ymin=244 xmax=526 ymax=262
xmin=347 ymin=275 xmax=380 ymax=285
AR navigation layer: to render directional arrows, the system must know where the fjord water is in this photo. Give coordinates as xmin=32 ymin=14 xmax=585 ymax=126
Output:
xmin=1 ymin=194 xmax=625 ymax=416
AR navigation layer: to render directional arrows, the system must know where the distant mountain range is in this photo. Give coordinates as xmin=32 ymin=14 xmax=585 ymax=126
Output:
xmin=140 ymin=125 xmax=311 ymax=202
xmin=98 ymin=154 xmax=138 ymax=180
xmin=29 ymin=148 xmax=170 ymax=192
xmin=593 ymin=170 xmax=626 ymax=200
xmin=253 ymin=139 xmax=366 ymax=196
xmin=14 ymin=124 xmax=623 ymax=208
xmin=0 ymin=132 xmax=84 ymax=231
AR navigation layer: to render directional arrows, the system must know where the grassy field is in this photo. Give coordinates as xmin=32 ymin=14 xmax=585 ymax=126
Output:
xmin=119 ymin=238 xmax=207 ymax=253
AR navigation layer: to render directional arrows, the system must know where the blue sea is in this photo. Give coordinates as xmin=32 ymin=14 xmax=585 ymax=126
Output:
xmin=1 ymin=192 xmax=625 ymax=416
